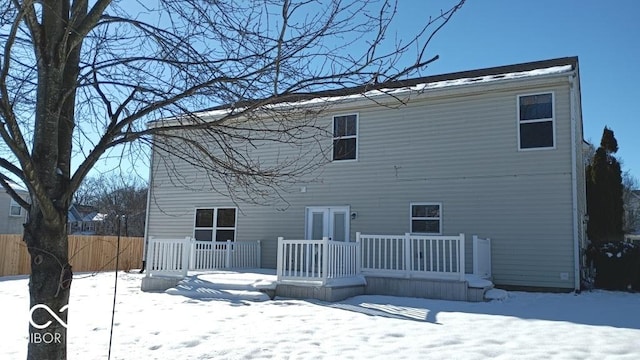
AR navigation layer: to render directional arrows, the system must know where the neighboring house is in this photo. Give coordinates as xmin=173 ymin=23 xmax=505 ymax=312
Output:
xmin=0 ymin=179 xmax=28 ymax=234
xmin=625 ymin=190 xmax=640 ymax=235
xmin=68 ymin=204 xmax=104 ymax=235
xmin=145 ymin=57 xmax=587 ymax=291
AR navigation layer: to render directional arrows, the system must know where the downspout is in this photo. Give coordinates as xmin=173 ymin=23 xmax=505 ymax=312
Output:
xmin=141 ymin=138 xmax=155 ymax=273
xmin=569 ymin=73 xmax=580 ymax=291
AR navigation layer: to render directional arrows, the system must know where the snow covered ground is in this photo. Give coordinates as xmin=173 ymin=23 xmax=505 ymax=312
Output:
xmin=1 ymin=270 xmax=639 ymax=359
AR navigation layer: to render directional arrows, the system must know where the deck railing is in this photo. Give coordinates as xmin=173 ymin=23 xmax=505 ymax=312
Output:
xmin=148 ymin=233 xmax=484 ymax=284
xmin=276 ymin=234 xmax=468 ymax=283
xmin=230 ymin=240 xmax=262 ymax=268
xmin=276 ymin=237 xmax=360 ymax=285
xmin=146 ymin=237 xmax=191 ymax=277
xmin=190 ymin=240 xmax=261 ymax=270
xmin=357 ymin=232 xmax=466 ymax=281
xmin=145 ymin=237 xmax=261 ymax=277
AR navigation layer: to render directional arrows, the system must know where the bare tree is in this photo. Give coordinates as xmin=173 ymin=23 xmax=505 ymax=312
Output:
xmin=0 ymin=0 xmax=465 ymax=358
xmin=73 ymin=174 xmax=147 ymax=235
xmin=72 ymin=176 xmax=102 ymax=207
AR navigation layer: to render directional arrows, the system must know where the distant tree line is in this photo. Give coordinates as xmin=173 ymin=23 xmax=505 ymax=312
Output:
xmin=73 ymin=175 xmax=147 ymax=237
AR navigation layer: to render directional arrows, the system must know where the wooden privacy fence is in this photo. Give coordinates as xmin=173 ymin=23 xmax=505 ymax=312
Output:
xmin=0 ymin=235 xmax=144 ymax=277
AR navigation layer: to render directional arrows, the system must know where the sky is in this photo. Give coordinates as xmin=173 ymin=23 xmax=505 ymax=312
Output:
xmin=2 ymin=270 xmax=639 ymax=359
xmin=393 ymin=0 xmax=639 ymax=180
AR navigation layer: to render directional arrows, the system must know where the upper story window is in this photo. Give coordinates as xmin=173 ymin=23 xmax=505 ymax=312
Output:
xmin=333 ymin=114 xmax=358 ymax=161
xmin=9 ymin=199 xmax=22 ymax=217
xmin=410 ymin=203 xmax=442 ymax=235
xmin=194 ymin=207 xmax=237 ymax=241
xmin=518 ymin=93 xmax=555 ymax=150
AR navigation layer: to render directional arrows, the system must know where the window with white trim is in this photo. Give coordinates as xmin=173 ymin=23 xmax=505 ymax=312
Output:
xmin=410 ymin=203 xmax=442 ymax=234
xmin=9 ymin=199 xmax=22 ymax=217
xmin=194 ymin=208 xmax=237 ymax=241
xmin=518 ymin=93 xmax=554 ymax=149
xmin=333 ymin=114 xmax=358 ymax=161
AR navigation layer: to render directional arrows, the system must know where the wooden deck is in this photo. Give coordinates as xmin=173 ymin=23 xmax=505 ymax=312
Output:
xmin=277 ymin=275 xmax=492 ymax=302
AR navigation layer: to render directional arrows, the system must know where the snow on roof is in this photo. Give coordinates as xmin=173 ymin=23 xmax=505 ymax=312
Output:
xmin=194 ymin=64 xmax=574 ymax=120
xmin=284 ymin=64 xmax=574 ymax=107
xmin=149 ymin=57 xmax=577 ymax=126
xmin=92 ymin=213 xmax=107 ymax=221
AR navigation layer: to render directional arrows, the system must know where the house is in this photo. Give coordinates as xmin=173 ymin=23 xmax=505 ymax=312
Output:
xmin=67 ymin=204 xmax=104 ymax=235
xmin=625 ymin=190 xmax=640 ymax=236
xmin=145 ymin=57 xmax=587 ymax=293
xmin=0 ymin=177 xmax=28 ymax=234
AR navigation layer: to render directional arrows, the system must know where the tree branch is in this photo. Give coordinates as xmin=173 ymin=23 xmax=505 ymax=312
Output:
xmin=11 ymin=0 xmax=42 ymax=59
xmin=0 ymin=173 xmax=30 ymax=210
xmin=67 ymin=0 xmax=112 ymax=50
xmin=0 ymin=157 xmax=25 ymax=181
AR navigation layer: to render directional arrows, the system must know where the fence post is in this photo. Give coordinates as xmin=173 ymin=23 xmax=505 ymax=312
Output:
xmin=145 ymin=236 xmax=154 ymax=277
xmin=181 ymin=237 xmax=190 ymax=277
xmin=256 ymin=240 xmax=262 ymax=268
xmin=486 ymin=238 xmax=491 ymax=278
xmin=355 ymin=232 xmax=362 ymax=275
xmin=276 ymin=237 xmax=284 ymax=279
xmin=189 ymin=237 xmax=196 ymax=270
xmin=404 ymin=233 xmax=411 ymax=277
xmin=472 ymin=235 xmax=478 ymax=276
xmin=322 ymin=236 xmax=329 ymax=285
xmin=225 ymin=239 xmax=232 ymax=268
xmin=459 ymin=233 xmax=465 ymax=281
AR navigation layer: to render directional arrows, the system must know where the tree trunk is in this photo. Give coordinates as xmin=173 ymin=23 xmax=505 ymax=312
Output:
xmin=24 ymin=205 xmax=70 ymax=360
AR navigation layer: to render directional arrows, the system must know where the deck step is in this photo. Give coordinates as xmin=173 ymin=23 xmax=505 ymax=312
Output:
xmin=163 ymin=272 xmax=277 ymax=301
xmin=464 ymin=274 xmax=494 ymax=302
xmin=466 ymin=274 xmax=494 ymax=289
xmin=165 ymin=286 xmax=269 ymax=301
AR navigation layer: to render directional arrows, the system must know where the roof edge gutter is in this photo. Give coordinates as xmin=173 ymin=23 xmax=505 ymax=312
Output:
xmin=569 ymin=72 xmax=581 ymax=291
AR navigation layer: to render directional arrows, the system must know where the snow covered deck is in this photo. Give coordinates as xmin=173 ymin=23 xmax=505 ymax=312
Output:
xmin=274 ymin=233 xmax=493 ymax=302
xmin=143 ymin=234 xmax=494 ymax=301
xmin=145 ymin=268 xmax=497 ymax=303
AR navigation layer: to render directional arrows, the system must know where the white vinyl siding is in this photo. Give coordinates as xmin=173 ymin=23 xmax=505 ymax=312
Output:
xmin=518 ymin=92 xmax=555 ymax=150
xmin=0 ymin=191 xmax=27 ymax=233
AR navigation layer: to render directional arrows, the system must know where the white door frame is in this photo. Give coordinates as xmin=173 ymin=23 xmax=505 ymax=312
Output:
xmin=305 ymin=206 xmax=350 ymax=241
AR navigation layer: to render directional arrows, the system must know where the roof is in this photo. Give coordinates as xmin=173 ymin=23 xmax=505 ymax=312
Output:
xmin=210 ymin=56 xmax=578 ymax=112
xmin=68 ymin=204 xmax=100 ymax=222
xmin=153 ymin=56 xmax=579 ymax=124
